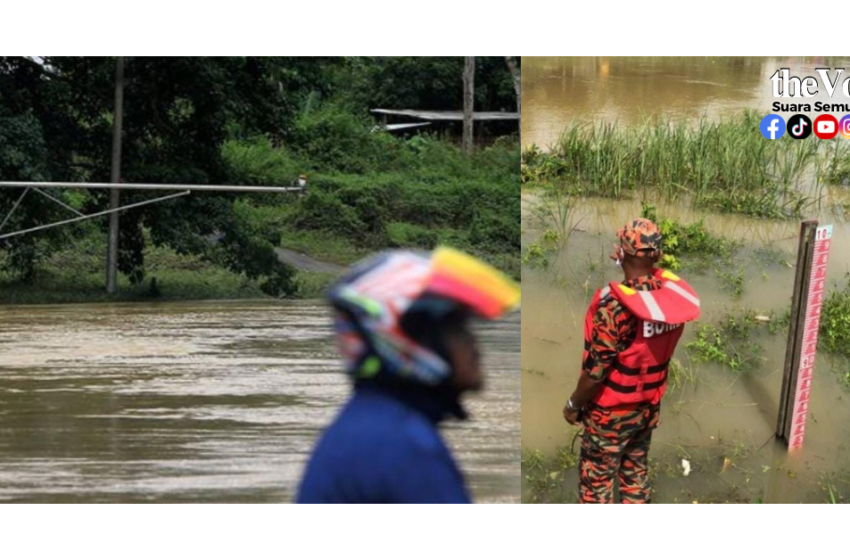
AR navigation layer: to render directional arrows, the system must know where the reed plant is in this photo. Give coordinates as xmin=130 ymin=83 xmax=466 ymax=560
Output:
xmin=525 ymin=111 xmax=832 ymax=218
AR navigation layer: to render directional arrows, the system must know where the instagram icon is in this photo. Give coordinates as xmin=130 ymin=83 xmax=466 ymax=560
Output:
xmin=841 ymin=115 xmax=850 ymax=140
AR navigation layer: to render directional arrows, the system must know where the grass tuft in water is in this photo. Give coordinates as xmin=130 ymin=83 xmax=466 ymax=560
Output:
xmin=521 ymin=443 xmax=581 ymax=503
xmin=640 ymin=204 xmax=738 ymax=273
xmin=820 ymin=276 xmax=850 ymax=358
xmin=685 ymin=309 xmax=769 ymax=373
xmin=522 ymin=111 xmax=831 ymax=218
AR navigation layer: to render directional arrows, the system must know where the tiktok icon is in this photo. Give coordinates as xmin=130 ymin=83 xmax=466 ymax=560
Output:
xmin=787 ymin=114 xmax=812 ymax=140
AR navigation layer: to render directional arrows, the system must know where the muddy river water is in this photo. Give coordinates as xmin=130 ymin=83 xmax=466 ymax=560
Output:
xmin=522 ymin=56 xmax=850 ymax=149
xmin=522 ymin=57 xmax=850 ymax=503
xmin=0 ymin=300 xmax=520 ymax=503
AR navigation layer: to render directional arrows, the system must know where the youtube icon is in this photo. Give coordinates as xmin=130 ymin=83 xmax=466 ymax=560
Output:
xmin=814 ymin=114 xmax=839 ymax=139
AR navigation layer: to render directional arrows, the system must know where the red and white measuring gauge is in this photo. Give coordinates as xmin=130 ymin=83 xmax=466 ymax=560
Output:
xmin=789 ymin=224 xmax=832 ymax=451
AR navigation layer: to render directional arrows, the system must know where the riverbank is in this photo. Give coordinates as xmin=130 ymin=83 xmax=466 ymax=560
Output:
xmin=0 ymin=236 xmax=335 ymax=305
xmin=1 ymin=132 xmax=519 ymax=305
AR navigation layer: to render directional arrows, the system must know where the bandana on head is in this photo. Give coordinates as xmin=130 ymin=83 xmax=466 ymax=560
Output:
xmin=611 ymin=218 xmax=663 ymax=261
xmin=327 ymin=247 xmax=520 ymax=385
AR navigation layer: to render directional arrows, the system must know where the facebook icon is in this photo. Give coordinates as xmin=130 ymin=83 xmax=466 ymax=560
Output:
xmin=760 ymin=114 xmax=786 ymax=140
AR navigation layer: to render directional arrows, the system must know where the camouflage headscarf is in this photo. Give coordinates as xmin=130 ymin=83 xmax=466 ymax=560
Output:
xmin=611 ymin=218 xmax=662 ymax=261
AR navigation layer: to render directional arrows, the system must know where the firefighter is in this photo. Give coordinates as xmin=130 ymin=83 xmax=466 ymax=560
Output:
xmin=563 ymin=218 xmax=700 ymax=503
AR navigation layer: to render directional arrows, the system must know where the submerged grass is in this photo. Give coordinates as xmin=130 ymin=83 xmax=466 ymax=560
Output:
xmin=522 ymin=111 xmax=828 ymax=218
xmin=820 ymin=276 xmax=850 ymax=358
xmin=821 ymin=140 xmax=850 ymax=186
xmin=640 ymin=204 xmax=737 ymax=272
xmin=685 ymin=308 xmax=770 ymax=373
xmin=521 ymin=442 xmax=581 ymax=503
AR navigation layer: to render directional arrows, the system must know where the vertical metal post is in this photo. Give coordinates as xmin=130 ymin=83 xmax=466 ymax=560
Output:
xmin=462 ymin=56 xmax=475 ymax=155
xmin=107 ymin=56 xmax=125 ymax=294
xmin=776 ymin=220 xmax=817 ymax=442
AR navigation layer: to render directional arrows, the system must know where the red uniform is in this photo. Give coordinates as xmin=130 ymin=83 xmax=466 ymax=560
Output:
xmin=578 ymin=268 xmax=700 ymax=503
xmin=582 ymin=268 xmax=700 ymax=408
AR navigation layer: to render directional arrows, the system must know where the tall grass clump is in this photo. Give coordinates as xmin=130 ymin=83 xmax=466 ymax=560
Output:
xmin=524 ymin=111 xmax=824 ymax=218
xmin=820 ymin=277 xmax=850 ymax=358
xmin=821 ymin=140 xmax=850 ymax=185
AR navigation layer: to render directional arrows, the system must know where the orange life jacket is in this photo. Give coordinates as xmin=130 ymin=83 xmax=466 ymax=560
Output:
xmin=582 ymin=268 xmax=700 ymax=407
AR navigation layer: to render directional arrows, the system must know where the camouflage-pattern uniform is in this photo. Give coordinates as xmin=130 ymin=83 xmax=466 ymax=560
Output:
xmin=579 ymin=218 xmax=665 ymax=504
xmin=579 ymin=400 xmax=660 ymax=503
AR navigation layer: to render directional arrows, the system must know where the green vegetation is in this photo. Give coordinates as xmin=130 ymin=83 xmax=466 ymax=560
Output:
xmin=522 ymin=111 xmax=830 ymax=218
xmin=714 ymin=267 xmax=746 ymax=297
xmin=226 ymin=132 xmax=520 ymax=280
xmin=0 ymin=57 xmax=519 ymax=302
xmin=819 ymin=278 xmax=850 ymax=390
xmin=521 ymin=444 xmax=580 ymax=503
xmin=686 ymin=309 xmax=768 ymax=373
xmin=640 ymin=204 xmax=736 ymax=271
xmin=820 ymin=277 xmax=850 ymax=358
xmin=667 ymin=357 xmax=697 ymax=392
xmin=0 ymin=231 xmax=266 ymax=304
xmin=821 ymin=140 xmax=850 ymax=185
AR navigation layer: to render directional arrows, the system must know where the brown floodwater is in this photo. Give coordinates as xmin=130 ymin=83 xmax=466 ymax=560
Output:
xmin=0 ymin=300 xmax=520 ymax=503
xmin=522 ymin=56 xmax=850 ymax=503
xmin=522 ymin=193 xmax=850 ymax=503
xmin=522 ymin=56 xmax=850 ymax=149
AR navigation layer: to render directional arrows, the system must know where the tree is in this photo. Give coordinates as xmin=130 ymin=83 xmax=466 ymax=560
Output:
xmin=505 ymin=57 xmax=520 ymax=114
xmin=463 ymin=57 xmax=475 ymax=155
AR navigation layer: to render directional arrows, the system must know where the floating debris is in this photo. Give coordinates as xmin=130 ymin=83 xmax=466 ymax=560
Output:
xmin=682 ymin=458 xmax=692 ymax=476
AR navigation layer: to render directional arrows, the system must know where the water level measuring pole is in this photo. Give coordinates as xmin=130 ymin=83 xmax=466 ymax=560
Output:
xmin=776 ymin=220 xmax=833 ymax=450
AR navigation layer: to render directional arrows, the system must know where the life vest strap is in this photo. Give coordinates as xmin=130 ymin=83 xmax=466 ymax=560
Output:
xmin=603 ymin=372 xmax=668 ymax=393
xmin=612 ymin=359 xmax=670 ymax=376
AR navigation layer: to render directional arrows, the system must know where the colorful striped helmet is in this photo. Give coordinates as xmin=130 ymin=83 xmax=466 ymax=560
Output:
xmin=327 ymin=247 xmax=521 ymax=385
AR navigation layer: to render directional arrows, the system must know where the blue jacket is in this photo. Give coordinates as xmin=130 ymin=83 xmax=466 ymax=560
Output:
xmin=296 ymin=385 xmax=471 ymax=503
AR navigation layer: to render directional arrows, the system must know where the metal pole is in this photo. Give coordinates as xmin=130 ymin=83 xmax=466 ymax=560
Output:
xmin=462 ymin=56 xmax=475 ymax=155
xmin=0 ymin=191 xmax=190 ymax=241
xmin=776 ymin=220 xmax=817 ymax=442
xmin=107 ymin=56 xmax=125 ymax=294
xmin=32 ymin=188 xmax=84 ymax=217
xmin=0 ymin=182 xmax=304 ymax=193
xmin=0 ymin=187 xmax=31 ymax=233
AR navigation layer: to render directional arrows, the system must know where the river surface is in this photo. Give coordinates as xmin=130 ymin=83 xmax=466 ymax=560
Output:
xmin=521 ymin=56 xmax=850 ymax=503
xmin=0 ymin=300 xmax=520 ymax=503
xmin=522 ymin=56 xmax=850 ymax=149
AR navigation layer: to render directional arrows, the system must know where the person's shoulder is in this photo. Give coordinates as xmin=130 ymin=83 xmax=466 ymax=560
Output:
xmin=338 ymin=390 xmax=447 ymax=455
xmin=594 ymin=285 xmax=622 ymax=314
xmin=399 ymin=410 xmax=447 ymax=456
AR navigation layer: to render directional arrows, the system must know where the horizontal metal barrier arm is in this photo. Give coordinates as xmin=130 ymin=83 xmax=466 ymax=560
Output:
xmin=0 ymin=190 xmax=191 ymax=241
xmin=0 ymin=181 xmax=304 ymax=193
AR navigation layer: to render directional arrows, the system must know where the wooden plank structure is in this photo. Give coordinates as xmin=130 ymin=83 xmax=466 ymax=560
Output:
xmin=370 ymin=108 xmax=519 ymax=121
xmin=372 ymin=122 xmax=433 ymax=132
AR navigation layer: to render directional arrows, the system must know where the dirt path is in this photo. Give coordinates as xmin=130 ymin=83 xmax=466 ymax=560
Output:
xmin=274 ymin=247 xmax=346 ymax=274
